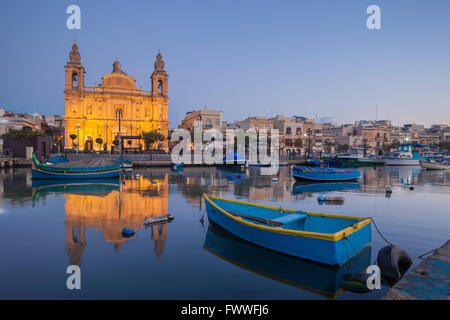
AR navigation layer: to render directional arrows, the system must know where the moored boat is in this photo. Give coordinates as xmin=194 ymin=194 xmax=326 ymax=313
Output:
xmin=31 ymin=152 xmax=121 ymax=179
xmin=204 ymin=222 xmax=372 ymax=298
xmin=419 ymin=159 xmax=450 ymax=170
xmin=292 ymin=166 xmax=360 ymax=181
xmin=384 ymin=144 xmax=436 ymax=166
xmin=202 ymin=194 xmax=371 ymax=265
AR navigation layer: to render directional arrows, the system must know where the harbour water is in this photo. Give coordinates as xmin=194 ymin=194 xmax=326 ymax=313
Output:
xmin=0 ymin=166 xmax=449 ymax=299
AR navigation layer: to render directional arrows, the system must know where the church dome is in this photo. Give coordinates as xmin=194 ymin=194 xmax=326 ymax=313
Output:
xmin=101 ymin=59 xmax=136 ymax=90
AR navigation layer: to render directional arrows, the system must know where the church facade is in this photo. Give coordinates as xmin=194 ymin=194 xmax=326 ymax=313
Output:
xmin=64 ymin=41 xmax=169 ymax=152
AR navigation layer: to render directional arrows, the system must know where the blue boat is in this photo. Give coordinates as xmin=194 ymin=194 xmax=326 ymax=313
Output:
xmin=170 ymin=162 xmax=184 ymax=168
xmin=202 ymin=194 xmax=371 ymax=265
xmin=292 ymin=166 xmax=360 ymax=181
xmin=204 ymin=222 xmax=371 ymax=298
xmin=307 ymin=159 xmax=322 ymax=166
xmin=31 ymin=152 xmax=121 ymax=179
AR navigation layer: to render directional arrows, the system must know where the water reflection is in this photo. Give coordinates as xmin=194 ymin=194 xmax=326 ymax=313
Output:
xmin=0 ymin=165 xmax=449 ymax=299
xmin=204 ymin=222 xmax=371 ymax=299
xmin=29 ymin=174 xmax=169 ymax=264
xmin=292 ymin=181 xmax=361 ymax=194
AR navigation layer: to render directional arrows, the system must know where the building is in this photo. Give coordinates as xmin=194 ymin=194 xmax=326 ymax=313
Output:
xmin=64 ymin=41 xmax=169 ymax=152
xmin=271 ymin=115 xmax=304 ymax=154
xmin=179 ymin=109 xmax=223 ymax=131
xmin=233 ymin=116 xmax=274 ymax=132
xmin=0 ymin=110 xmax=46 ymax=135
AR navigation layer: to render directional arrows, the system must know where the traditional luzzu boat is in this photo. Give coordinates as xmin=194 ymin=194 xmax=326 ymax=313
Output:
xmin=202 ymin=194 xmax=371 ymax=265
xmin=31 ymin=153 xmax=121 ymax=179
xmin=292 ymin=166 xmax=360 ymax=182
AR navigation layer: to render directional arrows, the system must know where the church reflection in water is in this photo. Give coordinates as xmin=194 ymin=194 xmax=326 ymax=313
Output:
xmin=31 ymin=174 xmax=169 ymax=265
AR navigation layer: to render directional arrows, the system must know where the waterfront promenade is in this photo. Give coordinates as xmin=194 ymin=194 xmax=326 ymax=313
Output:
xmin=383 ymin=240 xmax=450 ymax=300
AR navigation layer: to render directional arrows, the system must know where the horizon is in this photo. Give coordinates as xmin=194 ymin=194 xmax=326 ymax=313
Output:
xmin=1 ymin=1 xmax=450 ymax=127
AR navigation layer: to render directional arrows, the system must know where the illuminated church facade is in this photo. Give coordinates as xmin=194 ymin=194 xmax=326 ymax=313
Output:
xmin=64 ymin=41 xmax=169 ymax=151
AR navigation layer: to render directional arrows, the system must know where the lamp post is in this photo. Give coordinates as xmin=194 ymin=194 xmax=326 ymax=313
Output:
xmin=76 ymin=123 xmax=80 ymax=154
xmin=306 ymin=128 xmax=312 ymax=159
xmin=116 ymin=109 xmax=123 ymax=158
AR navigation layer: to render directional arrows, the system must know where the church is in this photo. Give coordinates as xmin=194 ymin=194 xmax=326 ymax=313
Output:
xmin=64 ymin=41 xmax=169 ymax=152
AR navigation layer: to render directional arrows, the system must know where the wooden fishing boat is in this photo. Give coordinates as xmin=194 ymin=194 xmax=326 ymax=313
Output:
xmin=292 ymin=166 xmax=360 ymax=181
xmin=31 ymin=152 xmax=121 ymax=179
xmin=419 ymin=159 xmax=450 ymax=170
xmin=202 ymin=194 xmax=371 ymax=265
xmin=204 ymin=222 xmax=371 ymax=298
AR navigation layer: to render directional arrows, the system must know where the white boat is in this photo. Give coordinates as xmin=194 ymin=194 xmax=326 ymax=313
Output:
xmin=419 ymin=160 xmax=450 ymax=170
xmin=384 ymin=144 xmax=436 ymax=166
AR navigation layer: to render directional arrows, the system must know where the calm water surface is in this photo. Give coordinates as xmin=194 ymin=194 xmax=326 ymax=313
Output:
xmin=0 ymin=166 xmax=449 ymax=299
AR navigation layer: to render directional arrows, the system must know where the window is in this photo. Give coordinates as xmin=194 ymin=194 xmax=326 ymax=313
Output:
xmin=72 ymin=73 xmax=78 ymax=88
xmin=286 ymin=127 xmax=292 ymax=135
xmin=296 ymin=128 xmax=302 ymax=135
xmin=205 ymin=119 xmax=212 ymax=129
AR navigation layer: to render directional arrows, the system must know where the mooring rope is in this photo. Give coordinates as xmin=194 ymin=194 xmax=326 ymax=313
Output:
xmin=368 ymin=217 xmax=394 ymax=246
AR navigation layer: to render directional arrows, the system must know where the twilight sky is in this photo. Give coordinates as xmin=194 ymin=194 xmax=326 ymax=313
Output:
xmin=0 ymin=0 xmax=449 ymax=127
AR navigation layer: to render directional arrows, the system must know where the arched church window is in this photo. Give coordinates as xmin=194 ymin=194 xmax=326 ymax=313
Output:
xmin=158 ymin=80 xmax=163 ymax=94
xmin=72 ymin=73 xmax=78 ymax=88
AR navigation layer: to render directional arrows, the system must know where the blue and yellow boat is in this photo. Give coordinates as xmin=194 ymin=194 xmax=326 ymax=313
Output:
xmin=31 ymin=153 xmax=121 ymax=179
xmin=292 ymin=166 xmax=360 ymax=182
xmin=204 ymin=222 xmax=371 ymax=298
xmin=202 ymin=194 xmax=371 ymax=265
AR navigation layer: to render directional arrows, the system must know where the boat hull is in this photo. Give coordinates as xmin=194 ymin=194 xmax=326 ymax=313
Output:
xmin=384 ymin=158 xmax=420 ymax=166
xmin=419 ymin=160 xmax=450 ymax=170
xmin=203 ymin=195 xmax=371 ymax=265
xmin=292 ymin=167 xmax=360 ymax=181
xmin=31 ymin=153 xmax=121 ymax=179
xmin=32 ymin=167 xmax=120 ymax=179
xmin=204 ymin=222 xmax=372 ymax=298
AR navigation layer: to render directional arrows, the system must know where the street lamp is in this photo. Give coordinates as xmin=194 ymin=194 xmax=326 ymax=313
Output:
xmin=76 ymin=123 xmax=80 ymax=154
xmin=306 ymin=128 xmax=313 ymax=159
xmin=116 ymin=108 xmax=123 ymax=158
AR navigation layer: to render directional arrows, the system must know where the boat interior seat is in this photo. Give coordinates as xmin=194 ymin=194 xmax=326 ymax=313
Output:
xmin=272 ymin=212 xmax=308 ymax=225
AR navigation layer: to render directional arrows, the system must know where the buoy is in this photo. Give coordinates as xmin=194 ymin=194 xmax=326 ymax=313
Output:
xmin=122 ymin=228 xmax=135 ymax=238
xmin=341 ymin=272 xmax=371 ymax=293
xmin=377 ymin=245 xmax=412 ymax=283
xmin=317 ymin=195 xmax=344 ymax=204
xmin=385 ymin=185 xmax=392 ymax=193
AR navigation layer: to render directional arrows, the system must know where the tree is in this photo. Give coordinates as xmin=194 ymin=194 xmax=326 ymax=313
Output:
xmin=69 ymin=134 xmax=77 ymax=150
xmin=143 ymin=130 xmax=165 ymax=150
xmin=293 ymin=138 xmax=303 ymax=149
xmin=323 ymin=140 xmax=335 ymax=154
xmin=95 ymin=138 xmax=103 ymax=150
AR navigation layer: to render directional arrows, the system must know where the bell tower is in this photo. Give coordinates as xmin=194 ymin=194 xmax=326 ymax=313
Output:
xmin=65 ymin=40 xmax=85 ymax=91
xmin=151 ymin=50 xmax=168 ymax=97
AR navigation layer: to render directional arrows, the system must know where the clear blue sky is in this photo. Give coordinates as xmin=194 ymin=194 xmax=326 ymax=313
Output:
xmin=1 ymin=0 xmax=449 ymax=127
